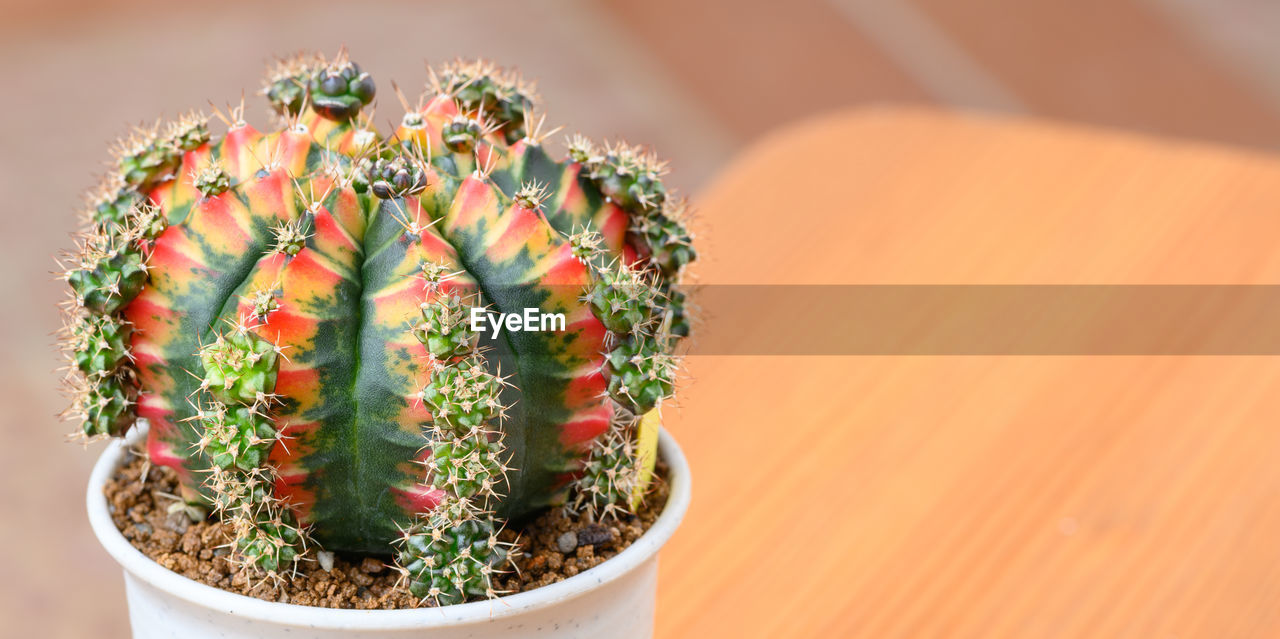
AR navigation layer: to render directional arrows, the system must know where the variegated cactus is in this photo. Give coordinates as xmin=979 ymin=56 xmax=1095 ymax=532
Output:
xmin=59 ymin=51 xmax=694 ymax=604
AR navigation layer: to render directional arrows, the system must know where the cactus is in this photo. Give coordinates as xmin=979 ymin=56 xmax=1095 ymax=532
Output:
xmin=59 ymin=51 xmax=694 ymax=603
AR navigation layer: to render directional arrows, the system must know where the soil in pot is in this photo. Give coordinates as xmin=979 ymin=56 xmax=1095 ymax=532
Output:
xmin=103 ymin=449 xmax=670 ymax=610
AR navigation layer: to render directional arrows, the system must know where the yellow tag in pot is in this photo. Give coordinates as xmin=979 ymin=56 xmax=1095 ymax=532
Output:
xmin=628 ymin=408 xmax=661 ymax=510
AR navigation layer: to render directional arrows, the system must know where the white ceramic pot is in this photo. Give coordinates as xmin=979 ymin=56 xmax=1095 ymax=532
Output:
xmin=87 ymin=426 xmax=691 ymax=639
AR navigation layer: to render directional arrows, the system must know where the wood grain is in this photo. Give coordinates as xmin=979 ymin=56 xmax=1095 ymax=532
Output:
xmin=657 ymin=109 xmax=1280 ymax=638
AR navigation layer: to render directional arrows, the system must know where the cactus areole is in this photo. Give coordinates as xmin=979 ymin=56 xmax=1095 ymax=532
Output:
xmin=59 ymin=51 xmax=695 ymax=603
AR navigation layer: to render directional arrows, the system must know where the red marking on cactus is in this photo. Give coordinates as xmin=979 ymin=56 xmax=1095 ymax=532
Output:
xmin=392 ymin=484 xmax=446 ymax=516
xmin=129 ymin=356 xmax=177 ymax=406
xmin=274 ymin=366 xmax=322 ymax=403
xmin=558 ymin=411 xmax=611 ymax=449
xmin=536 ymin=244 xmax=588 ymax=285
xmin=153 ymin=145 xmax=211 ymax=212
xmin=275 ymin=414 xmax=323 ymax=438
xmin=138 ymin=405 xmax=196 ymax=503
xmin=475 ymin=141 xmax=499 ymax=169
xmin=445 ymin=176 xmax=498 ymax=231
xmin=277 ymin=129 xmax=315 ymax=176
xmin=147 ymin=180 xmax=177 ymax=216
xmin=125 ymin=296 xmax=183 ymax=356
xmin=488 ymin=204 xmax=555 ymax=263
xmin=395 ymin=195 xmax=433 ymax=231
xmin=564 ymin=313 xmax=607 ymax=339
xmin=401 ymin=392 xmax=433 ymax=423
xmin=146 ymin=226 xmax=210 ymax=273
xmin=186 ymin=195 xmax=254 ymax=251
xmin=135 ymin=387 xmax=172 ymax=420
xmin=282 ymin=250 xmax=345 ymax=292
xmin=269 ymin=414 xmax=325 ymax=523
xmin=558 ymin=162 xmax=596 ymax=197
xmin=323 ymin=189 xmax=366 ymax=243
xmin=596 ymin=202 xmax=628 ymax=251
xmin=248 ymin=306 xmax=314 ymax=350
xmin=219 ymin=124 xmax=265 ymax=181
xmin=417 ymin=226 xmax=457 ymax=261
xmin=624 ymin=244 xmax=641 ymax=268
xmin=552 ymin=166 xmax=586 ymax=208
xmin=369 ymin=280 xmax=427 ymax=325
xmin=180 ymin=145 xmax=211 ymax=169
xmin=244 ymin=279 xmax=334 ymax=417
xmin=272 ymin=470 xmax=316 ymax=523
xmin=146 ymin=420 xmax=184 ymax=461
xmin=238 ymin=170 xmax=296 ymax=223
xmin=425 ymin=94 xmax=459 ymax=118
xmin=509 ymin=139 xmax=532 ymax=155
xmin=234 ymin=249 xmax=286 ymax=290
xmin=127 ymin=346 xmax=168 ymax=380
xmin=562 ymin=367 xmax=608 ymax=409
xmin=311 ymin=209 xmax=360 ymax=259
xmin=146 ymin=425 xmax=191 ymax=477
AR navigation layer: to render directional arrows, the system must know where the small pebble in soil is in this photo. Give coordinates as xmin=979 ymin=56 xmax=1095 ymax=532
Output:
xmin=556 ymin=531 xmax=578 ymax=553
xmin=360 ymin=557 xmax=385 ymax=574
xmin=164 ymin=511 xmax=189 ymax=534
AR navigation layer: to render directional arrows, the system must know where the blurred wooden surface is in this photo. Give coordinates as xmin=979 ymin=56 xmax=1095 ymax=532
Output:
xmin=658 ymin=109 xmax=1280 ymax=638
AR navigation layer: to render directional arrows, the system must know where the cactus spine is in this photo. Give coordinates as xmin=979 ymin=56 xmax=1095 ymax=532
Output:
xmin=59 ymin=51 xmax=695 ymax=601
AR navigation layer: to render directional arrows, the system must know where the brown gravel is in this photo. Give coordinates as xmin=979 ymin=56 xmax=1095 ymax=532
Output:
xmin=104 ymin=450 xmax=669 ymax=609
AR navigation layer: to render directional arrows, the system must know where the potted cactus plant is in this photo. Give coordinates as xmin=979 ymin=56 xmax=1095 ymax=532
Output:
xmin=60 ymin=51 xmax=695 ymax=638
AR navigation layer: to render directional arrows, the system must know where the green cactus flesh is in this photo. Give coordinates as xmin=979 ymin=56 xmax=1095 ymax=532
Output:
xmin=60 ymin=53 xmax=694 ymax=585
xmin=396 ymin=499 xmax=508 ymax=604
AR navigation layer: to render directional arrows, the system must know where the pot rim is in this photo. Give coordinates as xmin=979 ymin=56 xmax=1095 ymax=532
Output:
xmin=86 ymin=422 xmax=691 ymax=630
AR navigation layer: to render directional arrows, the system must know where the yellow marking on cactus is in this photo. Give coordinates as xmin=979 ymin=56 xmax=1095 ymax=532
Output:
xmin=220 ymin=125 xmax=267 ymax=182
xmin=486 ymin=204 xmax=559 ymax=270
xmin=320 ymin=187 xmax=367 ymax=244
xmin=443 ymin=176 xmax=498 ymax=234
xmin=240 ymin=253 xmax=285 ymax=283
xmin=629 ymin=408 xmax=661 ymax=510
xmin=142 ymin=267 xmax=197 ymax=304
xmin=383 ymin=336 xmax=432 ymax=437
xmin=299 ymin=108 xmax=378 ymax=155
xmin=364 ymin=236 xmax=439 ymax=321
xmin=558 ymin=303 xmax=597 ymax=326
xmin=412 ymin=225 xmax=459 ymax=264
xmin=526 ymin=245 xmax=584 ymax=288
xmin=186 ymin=202 xmax=255 ymax=258
xmin=141 ymin=230 xmax=210 ymax=298
xmin=274 ymin=129 xmax=315 ymax=177
xmin=240 ymin=170 xmax=301 ymax=229
xmin=302 ymin=241 xmax=360 ymax=286
xmin=152 ymin=144 xmax=212 ymax=214
xmin=284 ymin=255 xmax=353 ymax=313
xmin=369 ymin=278 xmax=426 ymax=325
